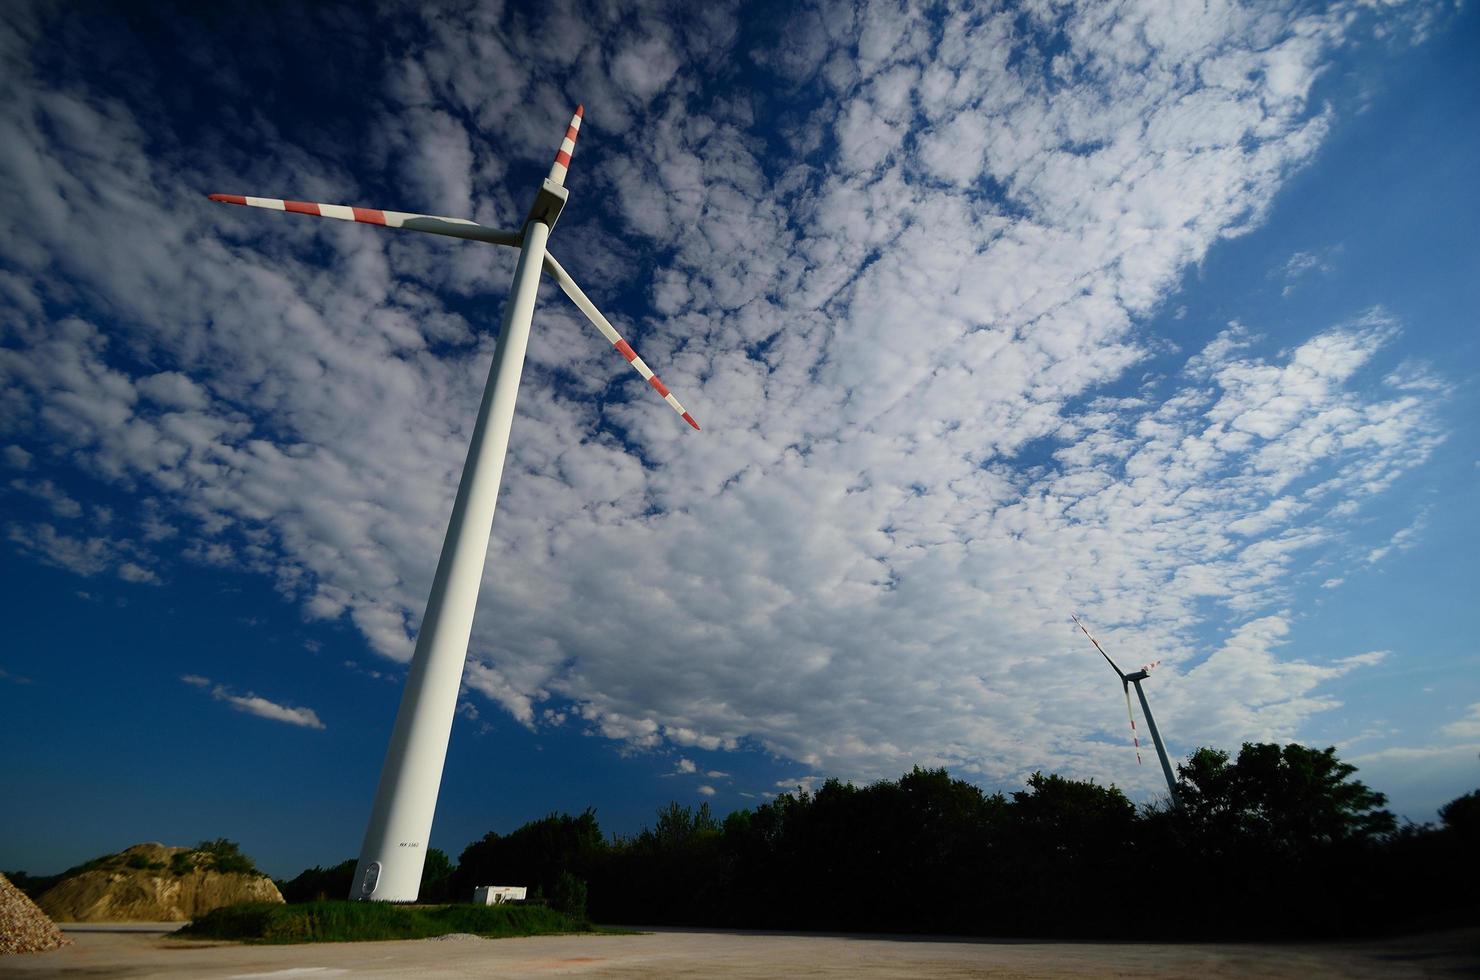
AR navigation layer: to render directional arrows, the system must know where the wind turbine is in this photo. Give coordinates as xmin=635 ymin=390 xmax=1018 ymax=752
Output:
xmin=1072 ymin=614 xmax=1179 ymax=807
xmin=209 ymin=106 xmax=701 ymax=902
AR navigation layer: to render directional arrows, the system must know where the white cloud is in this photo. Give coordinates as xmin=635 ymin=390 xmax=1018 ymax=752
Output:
xmin=182 ymin=674 xmax=325 ymax=730
xmin=463 ymin=662 xmax=541 ymax=729
xmin=1365 ymin=514 xmax=1425 ymax=564
xmin=216 ymin=690 xmax=326 ymax=730
xmin=1441 ymin=703 xmax=1480 ymax=741
xmin=696 ymin=784 xmax=716 ymax=797
xmin=136 ymin=372 xmax=210 ymax=411
xmin=778 ymin=776 xmax=824 ymax=796
xmin=1167 ymin=615 xmax=1385 ymax=747
xmin=0 ymin=0 xmax=1457 ymax=798
xmin=610 ymin=32 xmax=681 ymax=104
xmin=116 ymin=561 xmax=160 ymax=584
xmin=9 ymin=478 xmax=82 ymax=518
xmin=6 ymin=522 xmax=159 ymax=583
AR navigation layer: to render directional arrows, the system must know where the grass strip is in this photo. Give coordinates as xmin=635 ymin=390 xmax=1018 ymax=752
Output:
xmin=175 ymin=900 xmax=597 ymax=943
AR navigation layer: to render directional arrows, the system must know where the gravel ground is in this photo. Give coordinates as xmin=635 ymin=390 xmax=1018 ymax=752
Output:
xmin=0 ymin=925 xmax=1474 ymax=978
xmin=0 ymin=875 xmax=69 ymax=956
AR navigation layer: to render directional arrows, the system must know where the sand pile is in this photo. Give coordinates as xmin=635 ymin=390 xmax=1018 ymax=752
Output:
xmin=37 ymin=842 xmax=284 ymax=922
xmin=0 ymin=872 xmax=70 ymax=955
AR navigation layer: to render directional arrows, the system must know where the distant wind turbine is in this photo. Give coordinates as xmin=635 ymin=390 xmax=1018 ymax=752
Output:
xmin=1072 ymin=614 xmax=1180 ymax=807
xmin=209 ymin=106 xmax=701 ymax=902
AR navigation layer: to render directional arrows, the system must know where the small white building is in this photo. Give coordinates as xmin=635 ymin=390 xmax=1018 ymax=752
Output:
xmin=473 ymin=885 xmax=527 ymax=905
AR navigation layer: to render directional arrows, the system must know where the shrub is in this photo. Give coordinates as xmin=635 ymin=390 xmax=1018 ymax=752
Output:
xmin=550 ymin=871 xmax=588 ymax=922
xmin=278 ymin=860 xmax=356 ymax=903
xmin=176 ymin=900 xmax=593 ymax=943
xmin=178 ymin=902 xmax=282 ymax=940
xmin=194 ymin=839 xmax=259 ymax=875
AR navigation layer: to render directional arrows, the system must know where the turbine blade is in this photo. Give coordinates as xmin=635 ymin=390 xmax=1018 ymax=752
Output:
xmin=206 ymin=195 xmax=522 ymax=248
xmin=1071 ymin=613 xmax=1127 ymax=680
xmin=543 ymin=251 xmax=700 ymax=431
xmin=1124 ymin=685 xmax=1143 ymax=765
xmin=546 ymin=105 xmax=584 ymax=188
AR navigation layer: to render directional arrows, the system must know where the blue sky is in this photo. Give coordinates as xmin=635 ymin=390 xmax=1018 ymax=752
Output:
xmin=2 ymin=0 xmax=1477 ymax=880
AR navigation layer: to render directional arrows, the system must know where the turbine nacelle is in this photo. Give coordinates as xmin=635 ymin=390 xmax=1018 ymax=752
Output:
xmin=525 ymin=177 xmax=569 ymax=233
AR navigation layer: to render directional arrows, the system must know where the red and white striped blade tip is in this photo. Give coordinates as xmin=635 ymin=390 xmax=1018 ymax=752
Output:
xmin=606 ymin=336 xmax=699 ymax=432
xmin=548 ymin=105 xmax=585 ymax=187
xmin=207 ymin=193 xmax=391 ymax=226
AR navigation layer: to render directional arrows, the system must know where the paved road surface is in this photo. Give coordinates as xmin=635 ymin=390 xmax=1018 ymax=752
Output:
xmin=1 ymin=925 xmax=1475 ymax=978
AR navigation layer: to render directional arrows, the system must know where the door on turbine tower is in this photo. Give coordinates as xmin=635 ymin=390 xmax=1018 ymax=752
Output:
xmin=360 ymin=862 xmax=381 ymax=898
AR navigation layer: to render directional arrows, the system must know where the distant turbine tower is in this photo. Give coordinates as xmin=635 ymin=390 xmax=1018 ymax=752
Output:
xmin=209 ymin=106 xmax=701 ymax=902
xmin=1071 ymin=614 xmax=1180 ymax=807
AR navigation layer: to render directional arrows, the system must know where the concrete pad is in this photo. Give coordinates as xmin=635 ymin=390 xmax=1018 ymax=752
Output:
xmin=1 ymin=925 xmax=1475 ymax=979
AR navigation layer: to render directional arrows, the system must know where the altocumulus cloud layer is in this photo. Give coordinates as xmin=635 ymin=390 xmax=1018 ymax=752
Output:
xmin=0 ymin=1 xmax=1451 ymax=793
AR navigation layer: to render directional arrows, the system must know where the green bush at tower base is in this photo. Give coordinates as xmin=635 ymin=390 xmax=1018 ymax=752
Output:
xmin=175 ymin=900 xmax=596 ymax=943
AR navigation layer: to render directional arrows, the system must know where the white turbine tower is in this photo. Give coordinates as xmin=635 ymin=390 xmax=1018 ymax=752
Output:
xmin=1072 ymin=614 xmax=1180 ymax=807
xmin=209 ymin=106 xmax=701 ymax=901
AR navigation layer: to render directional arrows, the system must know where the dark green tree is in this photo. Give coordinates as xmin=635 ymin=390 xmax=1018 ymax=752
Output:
xmin=436 ymin=754 xmax=1472 ymax=939
xmin=651 ymin=800 xmax=720 ymax=846
xmin=1437 ymin=785 xmax=1479 ymax=902
xmin=998 ymin=772 xmax=1137 ymax=934
xmin=1438 ymin=788 xmax=1479 ymax=837
xmin=1009 ymin=771 xmax=1136 ymax=843
xmin=452 ymin=809 xmax=605 ymax=905
xmin=418 ymin=848 xmax=454 ymax=903
xmin=1155 ymin=743 xmax=1397 ymax=936
xmin=602 ymin=801 xmax=726 ymax=924
xmin=277 ymin=859 xmax=355 ymax=903
xmin=1177 ymin=743 xmax=1394 ymax=851
xmin=550 ymin=870 xmax=588 ymax=921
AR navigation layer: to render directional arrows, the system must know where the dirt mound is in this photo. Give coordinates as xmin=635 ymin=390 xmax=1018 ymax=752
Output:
xmin=0 ymin=872 xmax=70 ymax=955
xmin=37 ymin=842 xmax=284 ymax=923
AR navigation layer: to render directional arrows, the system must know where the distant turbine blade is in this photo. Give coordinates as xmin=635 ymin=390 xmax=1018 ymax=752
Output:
xmin=206 ymin=195 xmax=522 ymax=248
xmin=543 ymin=250 xmax=701 ymax=431
xmin=1072 ymin=613 xmax=1127 ymax=680
xmin=546 ymin=105 xmax=584 ymax=188
xmin=1124 ymin=686 xmax=1143 ymax=765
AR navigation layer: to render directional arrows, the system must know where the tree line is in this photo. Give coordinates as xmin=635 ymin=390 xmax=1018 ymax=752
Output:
xmin=277 ymin=742 xmax=1477 ymax=938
